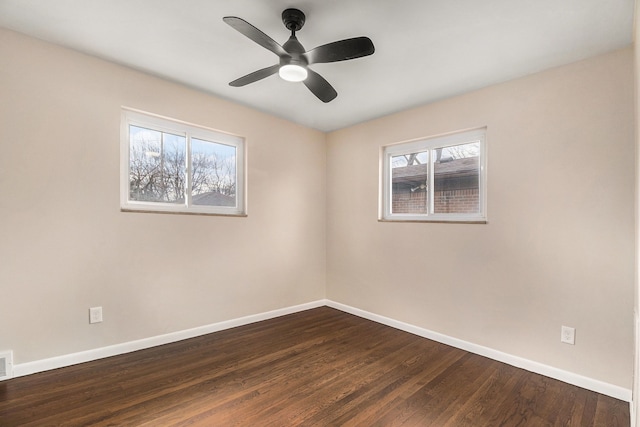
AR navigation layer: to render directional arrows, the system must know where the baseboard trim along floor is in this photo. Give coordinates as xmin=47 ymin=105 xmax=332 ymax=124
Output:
xmin=11 ymin=299 xmax=631 ymax=402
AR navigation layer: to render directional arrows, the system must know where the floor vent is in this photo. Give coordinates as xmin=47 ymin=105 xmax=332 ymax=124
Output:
xmin=0 ymin=351 xmax=13 ymax=380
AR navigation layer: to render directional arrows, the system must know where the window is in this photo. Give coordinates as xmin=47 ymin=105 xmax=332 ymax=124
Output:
xmin=381 ymin=128 xmax=486 ymax=222
xmin=121 ymin=109 xmax=245 ymax=216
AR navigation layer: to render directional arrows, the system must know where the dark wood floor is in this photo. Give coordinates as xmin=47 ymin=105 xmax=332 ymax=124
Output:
xmin=0 ymin=307 xmax=629 ymax=426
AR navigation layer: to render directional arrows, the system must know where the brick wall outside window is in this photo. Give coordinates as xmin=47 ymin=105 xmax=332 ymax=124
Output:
xmin=392 ymin=189 xmax=427 ymax=213
xmin=434 ymin=188 xmax=479 ymax=214
xmin=392 ymin=187 xmax=479 ymax=214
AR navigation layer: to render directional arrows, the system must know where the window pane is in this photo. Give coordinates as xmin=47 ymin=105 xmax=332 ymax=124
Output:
xmin=433 ymin=142 xmax=480 ymax=214
xmin=129 ymin=125 xmax=186 ymax=203
xmin=191 ymin=138 xmax=237 ymax=207
xmin=391 ymin=151 xmax=428 ymax=214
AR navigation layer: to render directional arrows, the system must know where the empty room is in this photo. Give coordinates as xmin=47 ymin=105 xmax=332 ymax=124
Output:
xmin=0 ymin=0 xmax=639 ymax=425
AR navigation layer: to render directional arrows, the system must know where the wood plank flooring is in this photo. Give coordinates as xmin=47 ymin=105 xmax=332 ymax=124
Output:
xmin=0 ymin=307 xmax=629 ymax=426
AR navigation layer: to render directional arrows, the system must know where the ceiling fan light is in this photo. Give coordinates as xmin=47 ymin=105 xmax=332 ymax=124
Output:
xmin=279 ymin=64 xmax=308 ymax=82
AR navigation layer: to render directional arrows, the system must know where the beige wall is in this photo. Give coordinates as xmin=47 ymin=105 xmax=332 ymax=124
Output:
xmin=327 ymin=48 xmax=635 ymax=388
xmin=0 ymin=28 xmax=326 ymax=364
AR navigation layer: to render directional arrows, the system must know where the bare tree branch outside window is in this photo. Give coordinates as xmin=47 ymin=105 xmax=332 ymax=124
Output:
xmin=129 ymin=126 xmax=236 ymax=207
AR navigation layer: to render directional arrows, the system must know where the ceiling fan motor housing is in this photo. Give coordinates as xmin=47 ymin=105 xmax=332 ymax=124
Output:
xmin=282 ymin=8 xmax=306 ymax=32
xmin=281 ymin=34 xmax=307 ymax=68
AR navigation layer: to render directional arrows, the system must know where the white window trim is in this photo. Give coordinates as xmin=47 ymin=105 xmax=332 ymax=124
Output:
xmin=120 ymin=108 xmax=246 ymax=216
xmin=381 ymin=128 xmax=487 ymax=223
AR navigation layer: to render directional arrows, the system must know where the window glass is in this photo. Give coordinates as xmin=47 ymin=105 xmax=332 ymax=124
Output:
xmin=128 ymin=126 xmax=186 ymax=204
xmin=391 ymin=151 xmax=428 ymax=214
xmin=191 ymin=138 xmax=237 ymax=207
xmin=433 ymin=142 xmax=480 ymax=214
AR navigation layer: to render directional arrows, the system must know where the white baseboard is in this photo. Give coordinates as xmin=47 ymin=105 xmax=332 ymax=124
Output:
xmin=12 ymin=300 xmax=326 ymax=378
xmin=12 ymin=298 xmax=633 ymax=403
xmin=326 ymin=300 xmax=632 ymax=402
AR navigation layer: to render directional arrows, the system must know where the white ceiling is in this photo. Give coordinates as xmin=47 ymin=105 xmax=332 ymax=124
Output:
xmin=0 ymin=0 xmax=634 ymax=132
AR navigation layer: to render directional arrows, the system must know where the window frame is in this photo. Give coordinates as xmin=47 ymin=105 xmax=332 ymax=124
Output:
xmin=120 ymin=108 xmax=246 ymax=216
xmin=381 ymin=128 xmax=487 ymax=223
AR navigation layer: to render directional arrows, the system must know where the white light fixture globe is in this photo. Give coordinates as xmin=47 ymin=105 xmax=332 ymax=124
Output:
xmin=279 ymin=64 xmax=308 ymax=82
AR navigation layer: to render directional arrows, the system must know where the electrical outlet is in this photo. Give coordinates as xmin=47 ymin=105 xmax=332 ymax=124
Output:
xmin=561 ymin=326 xmax=575 ymax=345
xmin=89 ymin=307 xmax=103 ymax=324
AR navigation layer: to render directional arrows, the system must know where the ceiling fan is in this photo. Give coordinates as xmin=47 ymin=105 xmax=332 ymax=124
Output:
xmin=223 ymin=8 xmax=375 ymax=103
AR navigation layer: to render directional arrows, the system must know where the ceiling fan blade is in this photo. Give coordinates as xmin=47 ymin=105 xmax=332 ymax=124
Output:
xmin=306 ymin=37 xmax=375 ymax=64
xmin=303 ymin=69 xmax=337 ymax=103
xmin=229 ymin=64 xmax=280 ymax=87
xmin=223 ymin=16 xmax=288 ymax=57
